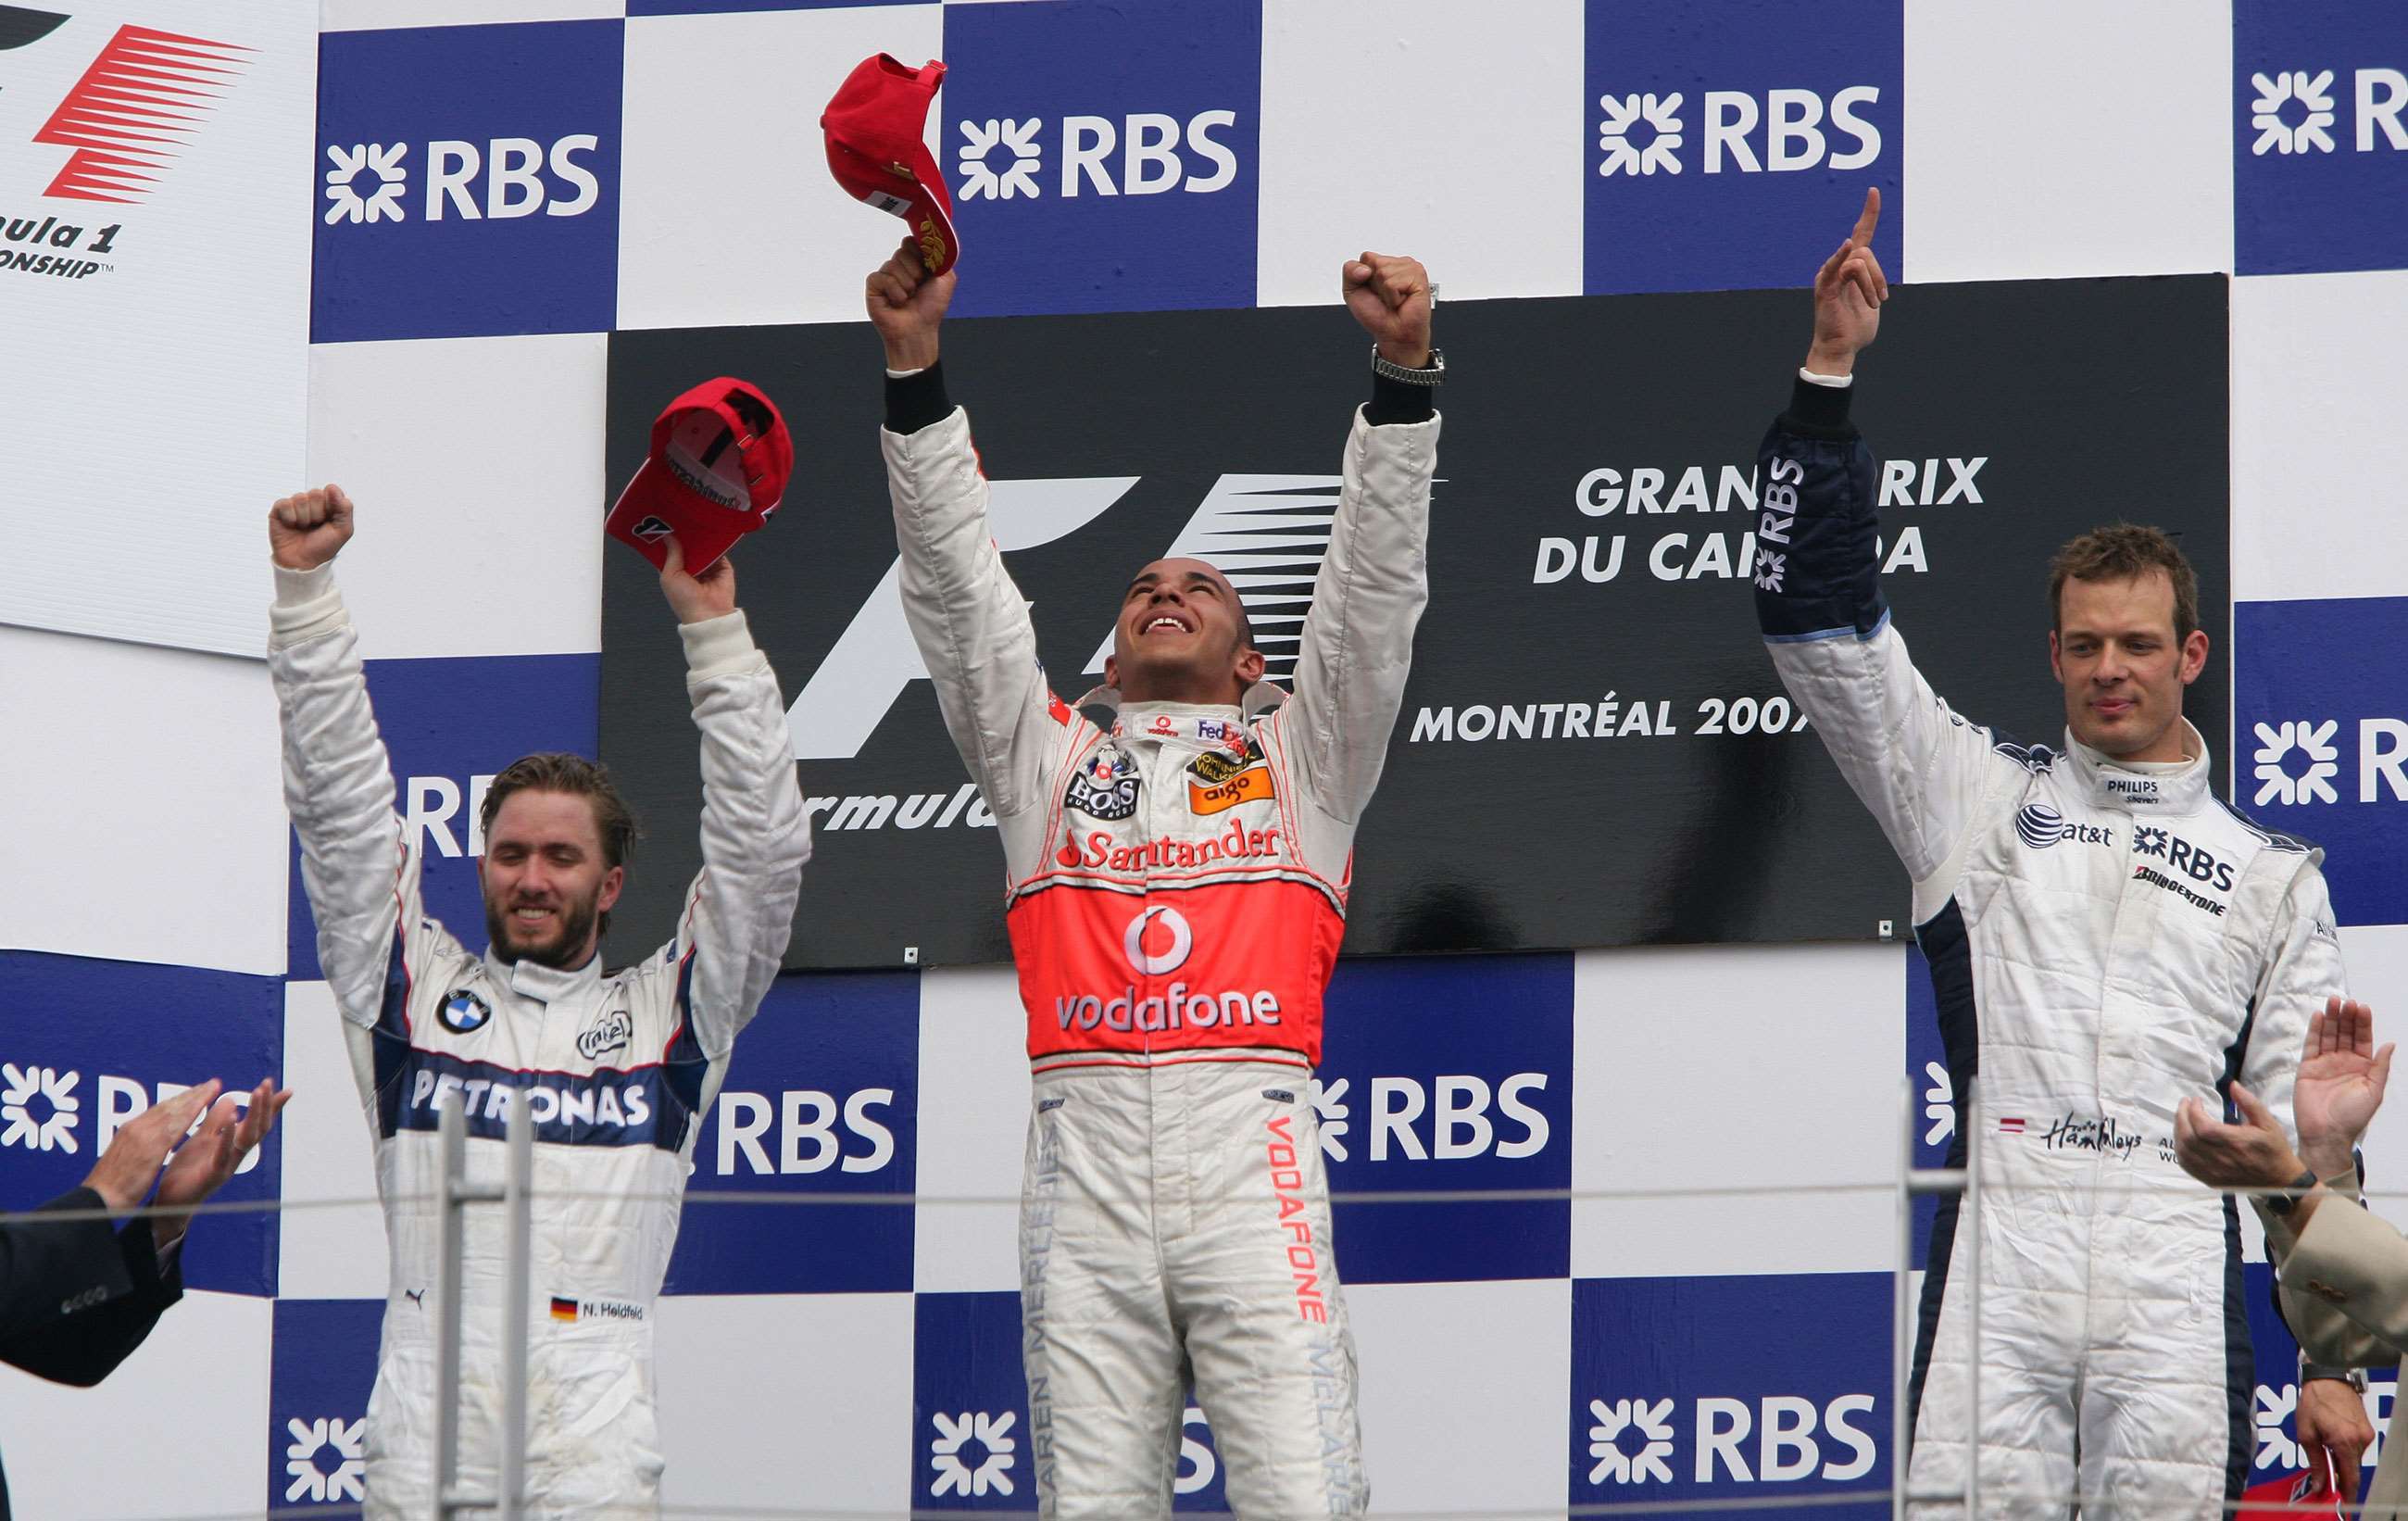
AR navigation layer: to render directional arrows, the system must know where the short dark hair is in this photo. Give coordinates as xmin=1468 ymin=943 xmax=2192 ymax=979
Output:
xmin=478 ymin=753 xmax=639 ymax=933
xmin=2048 ymin=524 xmax=2201 ymax=644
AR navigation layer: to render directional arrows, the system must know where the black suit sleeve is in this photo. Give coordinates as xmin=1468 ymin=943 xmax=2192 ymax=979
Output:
xmin=0 ymin=1187 xmax=182 ymax=1387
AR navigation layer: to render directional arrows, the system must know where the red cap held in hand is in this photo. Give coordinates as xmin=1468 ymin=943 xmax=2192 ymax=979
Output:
xmin=605 ymin=377 xmax=792 ymax=573
xmin=822 ymin=54 xmax=958 ymax=275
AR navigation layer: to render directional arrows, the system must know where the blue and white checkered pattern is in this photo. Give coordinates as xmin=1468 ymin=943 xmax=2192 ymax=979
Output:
xmin=6 ymin=1 xmax=2408 ymax=1515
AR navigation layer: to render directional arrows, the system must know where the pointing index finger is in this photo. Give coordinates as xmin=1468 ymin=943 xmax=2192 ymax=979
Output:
xmin=1850 ymin=186 xmax=1880 ymax=250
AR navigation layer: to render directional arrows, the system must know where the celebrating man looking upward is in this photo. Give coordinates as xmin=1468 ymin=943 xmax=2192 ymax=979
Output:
xmin=1754 ymin=191 xmax=2355 ymax=1511
xmin=267 ymin=486 xmax=809 ymax=1518
xmin=866 ymin=237 xmax=1441 ymax=1517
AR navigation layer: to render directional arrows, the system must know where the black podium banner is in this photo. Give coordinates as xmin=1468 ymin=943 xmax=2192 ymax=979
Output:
xmin=600 ymin=275 xmax=2228 ymax=969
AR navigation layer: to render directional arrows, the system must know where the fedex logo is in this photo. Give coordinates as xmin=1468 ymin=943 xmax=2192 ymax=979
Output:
xmin=312 ymin=20 xmax=621 ymax=340
xmin=941 ymin=0 xmax=1262 ymax=315
xmin=1582 ymin=0 xmax=1902 ymax=295
xmin=2234 ymin=4 xmax=2408 ymax=273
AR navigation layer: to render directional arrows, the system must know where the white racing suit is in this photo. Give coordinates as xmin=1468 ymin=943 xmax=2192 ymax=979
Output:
xmin=270 ymin=563 xmax=809 ymax=1520
xmin=885 ymin=385 xmax=1437 ymax=1517
xmin=1753 ymin=375 xmax=2347 ymax=1515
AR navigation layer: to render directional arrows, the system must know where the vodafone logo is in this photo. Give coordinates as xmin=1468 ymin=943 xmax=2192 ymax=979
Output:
xmin=1124 ymin=904 xmax=1193 ymax=976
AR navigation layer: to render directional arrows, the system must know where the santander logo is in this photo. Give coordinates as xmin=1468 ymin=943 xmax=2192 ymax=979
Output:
xmin=1124 ymin=904 xmax=1195 ymax=976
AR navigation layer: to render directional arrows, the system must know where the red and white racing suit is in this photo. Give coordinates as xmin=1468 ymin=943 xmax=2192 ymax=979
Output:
xmin=884 ymin=370 xmax=1437 ymax=1518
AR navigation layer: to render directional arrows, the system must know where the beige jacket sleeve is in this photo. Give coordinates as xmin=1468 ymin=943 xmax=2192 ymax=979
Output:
xmin=2258 ymin=1168 xmax=2408 ymax=1367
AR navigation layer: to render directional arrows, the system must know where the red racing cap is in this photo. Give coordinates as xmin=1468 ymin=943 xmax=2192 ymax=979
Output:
xmin=604 ymin=377 xmax=793 ymax=573
xmin=822 ymin=53 xmax=959 ymax=275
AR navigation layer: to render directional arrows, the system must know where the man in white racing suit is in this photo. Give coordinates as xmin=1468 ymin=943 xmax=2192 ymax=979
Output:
xmin=266 ymin=484 xmax=809 ymax=1518
xmin=863 ymin=236 xmax=1441 ymax=1517
xmin=1754 ymin=191 xmax=2361 ymax=1513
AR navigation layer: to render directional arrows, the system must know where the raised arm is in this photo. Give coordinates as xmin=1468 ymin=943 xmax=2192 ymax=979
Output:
xmin=655 ymin=536 xmax=810 ymax=1061
xmin=868 ymin=237 xmax=1060 ymax=824
xmin=1753 ymin=191 xmax=2008 ymax=917
xmin=1282 ymin=253 xmax=1441 ymax=823
xmin=266 ymin=485 xmax=433 ymax=1030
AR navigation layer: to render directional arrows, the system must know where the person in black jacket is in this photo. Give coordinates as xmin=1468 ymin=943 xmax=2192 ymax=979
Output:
xmin=2 ymin=1075 xmax=289 ymax=1518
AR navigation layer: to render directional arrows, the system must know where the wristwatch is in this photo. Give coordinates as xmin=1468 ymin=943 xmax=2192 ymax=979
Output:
xmin=2302 ymin=1361 xmax=2370 ymax=1392
xmin=2266 ymin=1166 xmax=2322 ymax=1217
xmin=1371 ymin=345 xmax=1444 ymax=385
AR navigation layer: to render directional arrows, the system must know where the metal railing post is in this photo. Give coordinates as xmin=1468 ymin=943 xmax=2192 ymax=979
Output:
xmin=1894 ymin=1076 xmax=1913 ymax=1521
xmin=1962 ymin=1079 xmax=1981 ymax=1521
xmin=496 ymin=1088 xmax=533 ymax=1521
xmin=433 ymin=1091 xmax=508 ymax=1518
xmin=433 ymin=1097 xmax=468 ymax=1521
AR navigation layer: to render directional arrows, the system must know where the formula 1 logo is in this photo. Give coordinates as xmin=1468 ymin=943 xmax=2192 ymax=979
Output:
xmin=26 ymin=23 xmax=250 ymax=203
xmin=785 ymin=473 xmax=1338 ymax=761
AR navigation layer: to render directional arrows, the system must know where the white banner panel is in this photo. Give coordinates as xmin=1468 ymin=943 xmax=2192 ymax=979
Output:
xmin=0 ymin=0 xmax=312 ymax=657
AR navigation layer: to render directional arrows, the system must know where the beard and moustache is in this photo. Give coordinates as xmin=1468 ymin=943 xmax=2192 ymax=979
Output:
xmin=483 ymin=885 xmax=603 ymax=970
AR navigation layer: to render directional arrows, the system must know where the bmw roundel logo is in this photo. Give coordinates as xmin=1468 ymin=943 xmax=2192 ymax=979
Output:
xmin=2013 ymin=803 xmax=2065 ymax=851
xmin=439 ymin=988 xmax=493 ymax=1035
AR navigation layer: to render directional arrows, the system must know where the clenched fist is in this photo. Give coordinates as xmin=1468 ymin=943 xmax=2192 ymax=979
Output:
xmin=1343 ymin=253 xmax=1434 ymax=370
xmin=269 ymin=484 xmax=355 ymax=571
xmin=866 ymin=234 xmax=955 ymax=372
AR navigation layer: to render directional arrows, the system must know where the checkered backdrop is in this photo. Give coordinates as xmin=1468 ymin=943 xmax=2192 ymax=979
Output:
xmin=3 ymin=2 xmax=2407 ymax=1516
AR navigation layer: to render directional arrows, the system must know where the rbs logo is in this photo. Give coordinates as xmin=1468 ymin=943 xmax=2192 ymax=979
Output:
xmin=322 ymin=134 xmax=604 ymax=225
xmin=1356 ymin=1074 xmax=1551 ymax=1162
xmin=713 ymin=1087 xmax=897 ymax=1176
xmin=955 ymin=111 xmax=1241 ymax=201
xmin=1597 ymin=87 xmax=1882 ymax=178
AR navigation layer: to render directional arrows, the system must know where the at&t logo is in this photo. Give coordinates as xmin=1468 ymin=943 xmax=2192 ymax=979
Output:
xmin=1596 ymin=86 xmax=1882 ymax=178
xmin=322 ymin=134 xmax=602 ymax=225
xmin=955 ymin=109 xmax=1240 ymax=201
